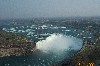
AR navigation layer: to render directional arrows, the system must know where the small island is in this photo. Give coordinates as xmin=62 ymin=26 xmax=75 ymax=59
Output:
xmin=0 ymin=30 xmax=36 ymax=57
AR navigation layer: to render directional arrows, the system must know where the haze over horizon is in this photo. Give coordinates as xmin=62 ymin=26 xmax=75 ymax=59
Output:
xmin=0 ymin=0 xmax=100 ymax=19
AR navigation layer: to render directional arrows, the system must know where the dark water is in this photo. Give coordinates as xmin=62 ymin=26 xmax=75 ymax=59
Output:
xmin=0 ymin=50 xmax=75 ymax=66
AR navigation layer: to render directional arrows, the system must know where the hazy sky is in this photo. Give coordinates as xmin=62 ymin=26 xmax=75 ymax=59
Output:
xmin=0 ymin=0 xmax=100 ymax=19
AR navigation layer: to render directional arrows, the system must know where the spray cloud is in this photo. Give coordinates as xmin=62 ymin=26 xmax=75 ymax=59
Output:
xmin=36 ymin=34 xmax=83 ymax=53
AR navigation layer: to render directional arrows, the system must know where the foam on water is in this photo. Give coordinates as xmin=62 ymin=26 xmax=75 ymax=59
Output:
xmin=36 ymin=33 xmax=83 ymax=54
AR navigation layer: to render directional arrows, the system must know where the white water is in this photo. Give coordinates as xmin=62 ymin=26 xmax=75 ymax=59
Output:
xmin=36 ymin=33 xmax=83 ymax=54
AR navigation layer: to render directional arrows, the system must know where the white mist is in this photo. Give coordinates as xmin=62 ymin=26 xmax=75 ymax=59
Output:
xmin=36 ymin=33 xmax=83 ymax=54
